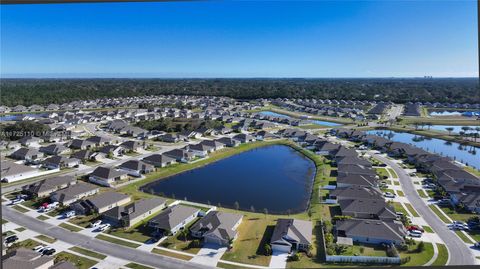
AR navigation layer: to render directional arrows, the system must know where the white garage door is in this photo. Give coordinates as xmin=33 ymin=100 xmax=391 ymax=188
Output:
xmin=271 ymin=244 xmax=291 ymax=253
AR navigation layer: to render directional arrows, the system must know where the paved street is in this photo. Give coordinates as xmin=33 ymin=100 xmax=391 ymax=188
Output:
xmin=373 ymin=154 xmax=475 ymax=265
xmin=2 ymin=205 xmax=214 ymax=269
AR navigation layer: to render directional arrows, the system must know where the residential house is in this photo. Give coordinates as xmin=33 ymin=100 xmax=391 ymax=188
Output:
xmin=102 ymin=197 xmax=167 ymax=227
xmin=1 ymin=160 xmax=37 ymax=183
xmin=118 ymin=160 xmax=154 ymax=177
xmin=72 ymin=191 xmax=131 ymax=215
xmin=120 ymin=140 xmax=144 ymax=152
xmin=10 ymin=148 xmax=44 ymax=163
xmin=200 ymin=140 xmax=225 ymax=151
xmin=187 ymin=143 xmax=214 ymax=157
xmin=163 ymin=149 xmax=195 ymax=163
xmin=142 ymin=154 xmax=176 ymax=167
xmin=89 ymin=166 xmax=129 ymax=187
xmin=190 ymin=211 xmax=243 ymax=247
xmin=336 ymin=219 xmax=406 ymax=245
xmin=270 ymin=219 xmax=313 ymax=253
xmin=23 ymin=175 xmax=77 ymax=198
xmin=216 ymin=137 xmax=241 ymax=147
xmin=99 ymin=145 xmax=125 ymax=158
xmin=42 ymin=156 xmax=80 ymax=170
xmin=39 ymin=144 xmax=70 ymax=155
xmin=338 ymin=198 xmax=397 ymax=221
xmin=2 ymin=248 xmax=54 ymax=269
xmin=148 ymin=205 xmax=200 ymax=235
xmin=69 ymin=139 xmax=95 ymax=150
xmin=50 ymin=182 xmax=99 ymax=206
xmin=232 ymin=133 xmax=255 ymax=143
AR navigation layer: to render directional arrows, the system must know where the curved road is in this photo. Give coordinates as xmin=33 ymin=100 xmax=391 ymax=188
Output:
xmin=373 ymin=154 xmax=475 ymax=265
xmin=2 ymin=205 xmax=213 ymax=269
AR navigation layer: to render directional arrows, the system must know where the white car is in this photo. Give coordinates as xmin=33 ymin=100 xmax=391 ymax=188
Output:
xmin=33 ymin=245 xmax=46 ymax=253
xmin=384 ymin=192 xmax=396 ymax=198
xmin=91 ymin=220 xmax=102 ymax=228
xmin=63 ymin=210 xmax=76 ymax=218
xmin=98 ymin=223 xmax=111 ymax=232
xmin=10 ymin=198 xmax=24 ymax=205
xmin=409 ymin=230 xmax=422 ymax=238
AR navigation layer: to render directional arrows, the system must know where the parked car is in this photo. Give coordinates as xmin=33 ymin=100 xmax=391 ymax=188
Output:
xmin=4 ymin=235 xmax=19 ymax=244
xmin=407 ymin=225 xmax=425 ymax=233
xmin=16 ymin=194 xmax=29 ymax=200
xmin=33 ymin=245 xmax=46 ymax=253
xmin=42 ymin=247 xmax=56 ymax=256
xmin=63 ymin=210 xmax=76 ymax=218
xmin=474 ymin=242 xmax=480 ymax=249
xmin=90 ymin=220 xmax=102 ymax=228
xmin=438 ymin=199 xmax=450 ymax=205
xmin=98 ymin=223 xmax=111 ymax=232
xmin=384 ymin=192 xmax=396 ymax=198
xmin=408 ymin=230 xmax=422 ymax=238
xmin=10 ymin=198 xmax=25 ymax=205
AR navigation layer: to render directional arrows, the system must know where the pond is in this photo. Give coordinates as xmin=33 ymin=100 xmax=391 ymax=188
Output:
xmin=429 ymin=110 xmax=480 ymax=117
xmin=0 ymin=113 xmax=48 ymax=122
xmin=141 ymin=145 xmax=316 ymax=214
xmin=259 ymin=111 xmax=341 ymax=127
xmin=366 ymin=130 xmax=480 ymax=170
xmin=429 ymin=125 xmax=480 ymax=134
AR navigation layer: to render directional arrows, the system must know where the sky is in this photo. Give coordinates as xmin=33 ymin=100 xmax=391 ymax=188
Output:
xmin=0 ymin=1 xmax=478 ymax=78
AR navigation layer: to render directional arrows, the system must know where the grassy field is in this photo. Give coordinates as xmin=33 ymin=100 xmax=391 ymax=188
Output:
xmin=431 ymin=244 xmax=449 ymax=266
xmin=375 ymin=168 xmax=390 ymax=179
xmin=428 ymin=205 xmax=452 ymax=223
xmin=8 ymin=239 xmax=42 ymax=251
xmin=69 ymin=246 xmax=107 ymax=260
xmin=35 ymin=234 xmax=57 ymax=244
xmin=438 ymin=205 xmax=476 ymax=223
xmin=216 ymin=261 xmax=253 ymax=269
xmin=267 ymin=106 xmax=352 ymax=124
xmin=125 ymin=263 xmax=155 ymax=269
xmin=95 ymin=234 xmax=141 ymax=248
xmin=400 ymin=241 xmax=434 ymax=266
xmin=404 ymin=203 xmax=420 ymax=217
xmin=59 ymin=223 xmax=83 ymax=232
xmin=54 ymin=251 xmax=98 ymax=269
xmin=422 ymin=226 xmax=434 ymax=233
xmin=396 ymin=190 xmax=405 ymax=197
xmin=68 ymin=214 xmax=100 ymax=228
xmin=393 ymin=181 xmax=400 ymax=186
xmin=464 ymin=166 xmax=480 ymax=177
xmin=11 ymin=205 xmax=29 ymax=213
xmin=151 ymin=248 xmax=192 ymax=261
xmin=392 ymin=202 xmax=409 ymax=216
xmin=387 ymin=168 xmax=398 ymax=178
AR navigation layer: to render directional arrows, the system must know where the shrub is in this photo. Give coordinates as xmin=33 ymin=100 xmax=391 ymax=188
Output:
xmin=263 ymin=244 xmax=272 ymax=256
xmin=287 ymin=253 xmax=300 ymax=262
xmin=416 ymin=241 xmax=425 ymax=253
xmin=386 ymin=245 xmax=399 ymax=257
xmin=324 ymin=232 xmax=334 ymax=245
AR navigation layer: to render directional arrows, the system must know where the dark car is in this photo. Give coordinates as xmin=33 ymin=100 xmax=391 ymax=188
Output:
xmin=42 ymin=248 xmax=56 ymax=255
xmin=5 ymin=235 xmax=18 ymax=244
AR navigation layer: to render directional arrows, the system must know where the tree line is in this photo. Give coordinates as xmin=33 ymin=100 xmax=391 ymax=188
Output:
xmin=1 ymin=78 xmax=478 ymax=106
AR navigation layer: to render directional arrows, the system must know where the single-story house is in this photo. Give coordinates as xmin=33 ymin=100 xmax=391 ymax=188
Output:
xmin=23 ymin=175 xmax=77 ymax=198
xmin=102 ymin=197 xmax=167 ymax=228
xmin=216 ymin=137 xmax=241 ymax=147
xmin=190 ymin=211 xmax=243 ymax=247
xmin=1 ymin=160 xmax=38 ymax=183
xmin=120 ymin=140 xmax=144 ymax=152
xmin=2 ymin=248 xmax=55 ymax=269
xmin=89 ymin=166 xmax=129 ymax=187
xmin=270 ymin=218 xmax=313 ymax=253
xmin=42 ymin=156 xmax=80 ymax=170
xmin=148 ymin=205 xmax=200 ymax=235
xmin=163 ymin=149 xmax=195 ymax=163
xmin=50 ymin=182 xmax=100 ymax=206
xmin=336 ymin=219 xmax=406 ymax=245
xmin=72 ymin=191 xmax=131 ymax=215
xmin=39 ymin=144 xmax=70 ymax=156
xmin=10 ymin=148 xmax=44 ymax=163
xmin=142 ymin=154 xmax=176 ymax=167
xmin=118 ymin=160 xmax=154 ymax=177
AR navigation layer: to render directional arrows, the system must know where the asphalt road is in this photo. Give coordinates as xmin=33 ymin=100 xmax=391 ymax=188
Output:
xmin=2 ymin=205 xmax=213 ymax=269
xmin=373 ymin=154 xmax=475 ymax=265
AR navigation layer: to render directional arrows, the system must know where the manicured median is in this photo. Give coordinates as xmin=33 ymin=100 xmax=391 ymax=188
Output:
xmin=151 ymin=248 xmax=192 ymax=261
xmin=35 ymin=234 xmax=57 ymax=244
xmin=69 ymin=246 xmax=107 ymax=260
xmin=432 ymin=244 xmax=449 ymax=266
xmin=54 ymin=251 xmax=98 ymax=269
xmin=125 ymin=263 xmax=155 ymax=269
xmin=59 ymin=223 xmax=83 ymax=232
xmin=404 ymin=203 xmax=420 ymax=217
xmin=428 ymin=205 xmax=451 ymax=223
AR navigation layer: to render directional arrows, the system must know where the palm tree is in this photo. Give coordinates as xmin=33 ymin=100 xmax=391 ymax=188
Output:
xmin=445 ymin=127 xmax=454 ymax=135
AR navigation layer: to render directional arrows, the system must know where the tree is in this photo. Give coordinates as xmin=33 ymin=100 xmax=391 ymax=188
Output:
xmin=264 ymin=244 xmax=272 ymax=256
xmin=234 ymin=201 xmax=240 ymax=211
xmin=445 ymin=127 xmax=454 ymax=135
xmin=263 ymin=208 xmax=268 ymax=218
xmin=250 ymin=205 xmax=255 ymax=213
xmin=417 ymin=241 xmax=425 ymax=252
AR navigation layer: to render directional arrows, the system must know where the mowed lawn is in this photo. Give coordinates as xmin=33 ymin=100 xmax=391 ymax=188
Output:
xmin=221 ymin=216 xmax=275 ymax=266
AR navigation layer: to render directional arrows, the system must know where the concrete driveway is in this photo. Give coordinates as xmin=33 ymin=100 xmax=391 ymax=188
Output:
xmin=190 ymin=243 xmax=227 ymax=266
xmin=269 ymin=251 xmax=288 ymax=268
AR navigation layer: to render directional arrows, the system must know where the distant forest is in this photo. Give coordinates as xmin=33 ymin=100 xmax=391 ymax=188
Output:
xmin=1 ymin=78 xmax=478 ymax=106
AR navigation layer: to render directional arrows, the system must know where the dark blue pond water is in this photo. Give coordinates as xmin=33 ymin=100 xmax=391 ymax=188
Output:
xmin=367 ymin=130 xmax=480 ymax=170
xmin=142 ymin=145 xmax=316 ymax=214
xmin=259 ymin=111 xmax=341 ymax=127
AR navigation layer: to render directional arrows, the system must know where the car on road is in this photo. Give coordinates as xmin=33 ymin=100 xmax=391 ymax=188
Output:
xmin=10 ymin=198 xmax=25 ymax=205
xmin=4 ymin=235 xmax=19 ymax=244
xmin=42 ymin=247 xmax=56 ymax=256
xmin=90 ymin=220 xmax=102 ymax=228
xmin=384 ymin=192 xmax=396 ymax=198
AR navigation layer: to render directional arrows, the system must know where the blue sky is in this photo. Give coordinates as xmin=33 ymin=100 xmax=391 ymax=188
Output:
xmin=1 ymin=1 xmax=477 ymax=78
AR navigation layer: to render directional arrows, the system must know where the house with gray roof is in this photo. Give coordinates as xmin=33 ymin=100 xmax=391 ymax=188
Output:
xmin=2 ymin=248 xmax=54 ymax=269
xmin=216 ymin=137 xmax=241 ymax=147
xmin=190 ymin=211 xmax=243 ymax=247
xmin=42 ymin=156 xmax=80 ymax=170
xmin=270 ymin=218 xmax=312 ymax=253
xmin=1 ymin=160 xmax=37 ymax=183
xmin=23 ymin=175 xmax=76 ymax=198
xmin=338 ymin=198 xmax=397 ymax=221
xmin=103 ymin=197 xmax=167 ymax=227
xmin=72 ymin=191 xmax=131 ymax=214
xmin=118 ymin=160 xmax=154 ymax=177
xmin=148 ymin=205 xmax=200 ymax=235
xmin=39 ymin=144 xmax=70 ymax=155
xmin=329 ymin=186 xmax=383 ymax=202
xmin=69 ymin=139 xmax=95 ymax=150
xmin=50 ymin=182 xmax=99 ymax=206
xmin=336 ymin=174 xmax=378 ymax=188
xmin=89 ymin=166 xmax=129 ymax=187
xmin=142 ymin=154 xmax=176 ymax=167
xmin=10 ymin=148 xmax=44 ymax=163
xmin=336 ymin=219 xmax=406 ymax=245
xmin=163 ymin=149 xmax=195 ymax=163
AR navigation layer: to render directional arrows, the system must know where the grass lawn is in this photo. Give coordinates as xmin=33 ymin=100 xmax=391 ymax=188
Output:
xmin=54 ymin=251 xmax=98 ymax=269
xmin=125 ymin=263 xmax=155 ymax=269
xmin=455 ymin=231 xmax=475 ymax=244
xmin=68 ymin=214 xmax=101 ymax=228
xmin=396 ymin=190 xmax=405 ymax=197
xmin=69 ymin=246 xmax=107 ymax=260
xmin=393 ymin=181 xmax=400 ymax=186
xmin=15 ymin=227 xmax=26 ymax=232
xmin=2 ymin=219 xmax=8 ymax=224
xmin=428 ymin=205 xmax=451 ymax=223
xmin=438 ymin=205 xmax=476 ymax=223
xmin=466 ymin=230 xmax=480 ymax=242
xmin=95 ymin=234 xmax=141 ymax=248
xmin=387 ymin=168 xmax=398 ymax=178
xmin=392 ymin=202 xmax=409 ymax=216
xmin=464 ymin=166 xmax=480 ymax=177
xmin=8 ymin=239 xmax=42 ymax=251
xmin=221 ymin=216 xmax=274 ymax=266
xmin=22 ymin=197 xmax=49 ymax=210
xmin=37 ymin=215 xmax=50 ymax=221
xmin=375 ymin=168 xmax=390 ymax=179
xmin=35 ymin=234 xmax=57 ymax=244
xmin=400 ymin=241 xmax=434 ymax=266
xmin=59 ymin=223 xmax=83 ymax=232
xmin=11 ymin=205 xmax=29 ymax=213
xmin=404 ymin=203 xmax=420 ymax=217
xmin=217 ymin=261 xmax=253 ymax=269
xmin=340 ymin=243 xmax=387 ymax=257
xmin=417 ymin=190 xmax=428 ymax=198
xmin=159 ymin=218 xmax=202 ymax=254
xmin=432 ymin=244 xmax=449 ymax=266
xmin=422 ymin=226 xmax=434 ymax=233
xmin=284 ymin=222 xmax=323 ymax=268
xmin=151 ymin=248 xmax=192 ymax=261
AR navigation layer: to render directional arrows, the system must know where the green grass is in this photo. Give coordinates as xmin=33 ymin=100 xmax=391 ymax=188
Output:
xmin=11 ymin=205 xmax=29 ymax=213
xmin=340 ymin=243 xmax=388 ymax=257
xmin=54 ymin=251 xmax=98 ymax=269
xmin=455 ymin=231 xmax=475 ymax=244
xmin=1 ymin=219 xmax=8 ymax=224
xmin=69 ymin=246 xmax=107 ymax=260
xmin=404 ymin=203 xmax=420 ymax=217
xmin=95 ymin=234 xmax=141 ymax=248
xmin=217 ymin=262 xmax=253 ymax=269
xmin=392 ymin=202 xmax=409 ymax=216
xmin=431 ymin=244 xmax=449 ymax=266
xmin=151 ymin=248 xmax=192 ymax=261
xmin=159 ymin=218 xmax=202 ymax=254
xmin=387 ymin=168 xmax=398 ymax=178
xmin=393 ymin=181 xmax=400 ymax=186
xmin=428 ymin=205 xmax=451 ymax=223
xmin=14 ymin=227 xmax=26 ymax=232
xmin=438 ymin=205 xmax=477 ymax=223
xmin=417 ymin=189 xmax=428 ymax=198
xmin=8 ymin=239 xmax=42 ymax=251
xmin=68 ymin=214 xmax=100 ymax=228
xmin=375 ymin=168 xmax=390 ymax=179
xmin=400 ymin=241 xmax=434 ymax=266
xmin=396 ymin=190 xmax=405 ymax=197
xmin=125 ymin=263 xmax=155 ymax=269
xmin=59 ymin=223 xmax=83 ymax=232
xmin=464 ymin=166 xmax=480 ymax=177
xmin=422 ymin=226 xmax=434 ymax=233
xmin=35 ymin=234 xmax=57 ymax=243
xmin=36 ymin=215 xmax=50 ymax=221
